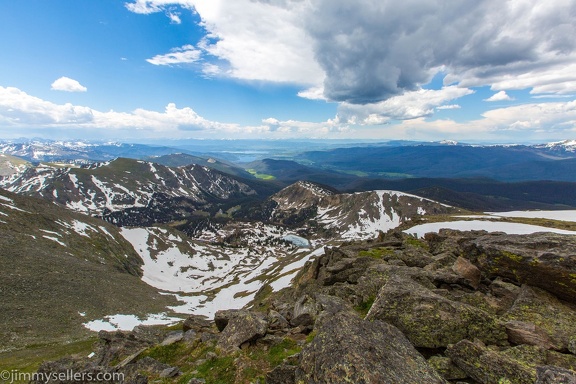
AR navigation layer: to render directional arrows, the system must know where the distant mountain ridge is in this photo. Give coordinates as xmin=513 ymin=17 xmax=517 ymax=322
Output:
xmin=0 ymin=140 xmax=190 ymax=162
xmin=3 ymin=139 xmax=576 ymax=211
xmin=299 ymin=143 xmax=576 ymax=181
xmin=0 ymin=158 xmax=259 ymax=226
xmin=234 ymin=181 xmax=459 ymax=240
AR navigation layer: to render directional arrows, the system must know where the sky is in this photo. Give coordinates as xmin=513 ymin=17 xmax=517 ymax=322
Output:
xmin=0 ymin=0 xmax=576 ymax=143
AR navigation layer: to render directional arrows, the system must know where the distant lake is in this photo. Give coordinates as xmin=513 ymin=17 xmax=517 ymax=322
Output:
xmin=283 ymin=234 xmax=311 ymax=247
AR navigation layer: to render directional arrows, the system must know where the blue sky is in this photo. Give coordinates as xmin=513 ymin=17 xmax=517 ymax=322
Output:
xmin=1 ymin=0 xmax=575 ymax=143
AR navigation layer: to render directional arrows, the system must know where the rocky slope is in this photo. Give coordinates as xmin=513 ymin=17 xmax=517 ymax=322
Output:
xmin=0 ymin=158 xmax=258 ymax=226
xmin=1 ymin=170 xmax=455 ymax=351
xmin=103 ymin=181 xmax=461 ymax=322
xmin=0 ymin=153 xmax=29 ymax=178
xmin=32 ymin=229 xmax=576 ymax=383
xmin=0 ymin=189 xmax=177 ymax=352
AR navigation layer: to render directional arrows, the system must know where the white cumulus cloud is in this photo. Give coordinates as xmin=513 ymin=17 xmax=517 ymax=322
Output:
xmin=338 ymin=86 xmax=474 ymax=124
xmin=436 ymin=104 xmax=461 ymax=110
xmin=2 ymin=85 xmax=576 ymax=141
xmin=484 ymin=91 xmax=514 ymax=102
xmin=0 ymin=86 xmax=264 ymax=136
xmin=126 ymin=0 xmax=576 ymax=105
xmin=389 ymin=101 xmax=576 ymax=141
xmin=168 ymin=12 xmax=181 ymax=24
xmin=146 ymin=45 xmax=202 ymax=66
xmin=50 ymin=77 xmax=87 ymax=92
xmin=127 ymin=0 xmax=323 ymax=84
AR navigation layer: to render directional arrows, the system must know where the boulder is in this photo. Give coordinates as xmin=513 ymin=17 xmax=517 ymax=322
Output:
xmin=536 ymin=366 xmax=576 ymax=384
xmin=159 ymin=367 xmax=181 ymax=378
xmin=215 ymin=310 xmax=268 ymax=352
xmin=424 ymin=252 xmax=459 ymax=272
xmin=465 ymin=232 xmax=576 ymax=303
xmin=395 ymin=244 xmax=436 ymax=268
xmin=182 ymin=314 xmax=212 ymax=333
xmin=290 ymin=293 xmax=352 ymax=329
xmin=321 ymin=256 xmax=374 ymax=285
xmin=446 ymin=339 xmax=536 ymax=384
xmin=296 ymin=311 xmax=445 ymax=383
xmin=505 ymin=321 xmax=557 ymax=350
xmin=504 ymin=285 xmax=576 ymax=350
xmin=489 ymin=277 xmax=522 ymax=314
xmin=95 ymin=329 xmax=159 ymax=366
xmin=291 ymin=295 xmax=319 ymax=327
xmin=452 ymin=256 xmax=482 ymax=289
xmin=267 ymin=310 xmax=290 ymax=331
xmin=214 ymin=309 xmax=241 ymax=332
xmin=499 ymin=344 xmax=576 ymax=373
xmin=265 ymin=364 xmax=297 ymax=384
xmin=160 ymin=331 xmax=183 ymax=346
xmin=366 ymin=275 xmax=508 ymax=348
xmin=427 ymin=355 xmax=468 ymax=380
xmin=32 ymin=360 xmax=115 ymax=384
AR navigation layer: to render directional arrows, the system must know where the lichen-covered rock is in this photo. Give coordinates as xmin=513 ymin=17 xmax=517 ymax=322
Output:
xmin=289 ymin=293 xmax=351 ymax=329
xmin=427 ymin=355 xmax=468 ymax=380
xmin=265 ymin=364 xmax=296 ymax=384
xmin=505 ymin=321 xmax=557 ymax=350
xmin=489 ymin=277 xmax=522 ymax=314
xmin=291 ymin=295 xmax=319 ymax=327
xmin=536 ymin=366 xmax=576 ymax=384
xmin=322 ymin=256 xmax=376 ymax=285
xmin=504 ymin=285 xmax=576 ymax=350
xmin=499 ymin=344 xmax=576 ymax=373
xmin=267 ymin=309 xmax=290 ymax=331
xmin=182 ymin=314 xmax=212 ymax=333
xmin=215 ymin=310 xmax=268 ymax=352
xmin=452 ymin=255 xmax=482 ymax=289
xmin=376 ymin=243 xmax=435 ymax=268
xmin=32 ymin=356 xmax=173 ymax=384
xmin=296 ymin=311 xmax=446 ymax=383
xmin=160 ymin=331 xmax=183 ymax=346
xmin=366 ymin=275 xmax=508 ymax=348
xmin=95 ymin=328 xmax=164 ymax=366
xmin=214 ymin=309 xmax=242 ymax=332
xmin=465 ymin=232 xmax=576 ymax=303
xmin=446 ymin=339 xmax=536 ymax=384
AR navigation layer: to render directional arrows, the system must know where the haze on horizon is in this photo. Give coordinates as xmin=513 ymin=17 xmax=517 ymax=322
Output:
xmin=0 ymin=0 xmax=575 ymax=143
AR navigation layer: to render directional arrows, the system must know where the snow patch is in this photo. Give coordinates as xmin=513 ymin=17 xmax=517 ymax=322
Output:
xmin=488 ymin=210 xmax=576 ymax=222
xmin=405 ymin=220 xmax=576 ymax=238
xmin=42 ymin=235 xmax=67 ymax=247
xmin=83 ymin=313 xmax=180 ymax=332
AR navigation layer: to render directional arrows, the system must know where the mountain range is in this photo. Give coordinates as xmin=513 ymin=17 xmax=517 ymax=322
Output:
xmin=2 ymin=138 xmax=576 ymax=380
xmin=3 ymin=138 xmax=576 ymax=212
xmin=0 ymin=159 xmax=457 ymax=353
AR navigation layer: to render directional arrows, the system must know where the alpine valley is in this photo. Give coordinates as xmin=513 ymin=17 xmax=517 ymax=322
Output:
xmin=2 ymin=139 xmax=576 ymax=383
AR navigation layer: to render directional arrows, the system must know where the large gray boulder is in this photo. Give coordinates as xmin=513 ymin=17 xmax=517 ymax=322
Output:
xmin=504 ymin=285 xmax=576 ymax=350
xmin=536 ymin=366 xmax=576 ymax=384
xmin=215 ymin=309 xmax=268 ymax=352
xmin=465 ymin=232 xmax=576 ymax=303
xmin=296 ymin=311 xmax=445 ymax=383
xmin=446 ymin=339 xmax=536 ymax=384
xmin=366 ymin=275 xmax=508 ymax=348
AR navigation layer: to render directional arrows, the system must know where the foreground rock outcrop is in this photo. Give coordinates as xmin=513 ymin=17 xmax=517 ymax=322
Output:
xmin=32 ymin=229 xmax=576 ymax=383
xmin=297 ymin=310 xmax=445 ymax=383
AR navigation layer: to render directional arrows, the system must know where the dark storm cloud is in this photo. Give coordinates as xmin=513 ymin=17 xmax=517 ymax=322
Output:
xmin=301 ymin=0 xmax=576 ymax=104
